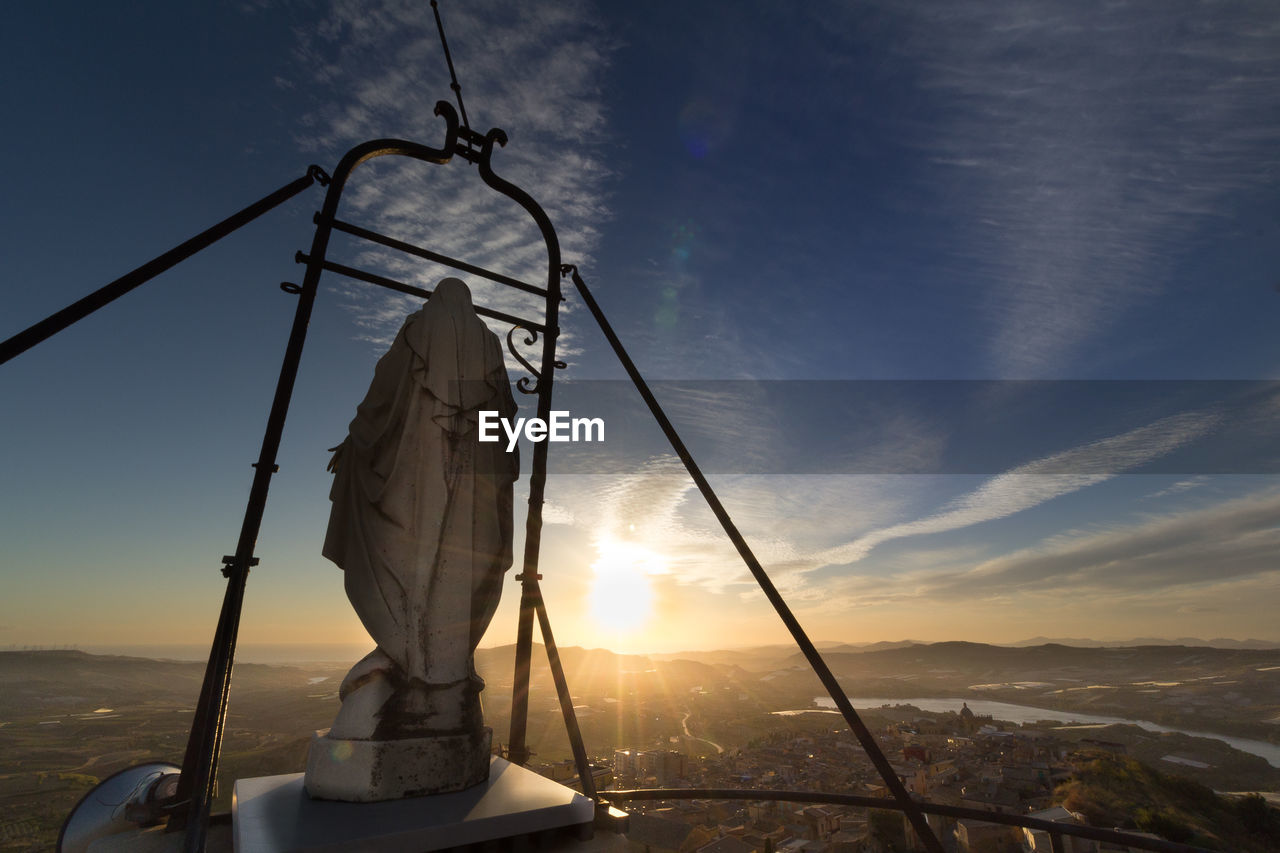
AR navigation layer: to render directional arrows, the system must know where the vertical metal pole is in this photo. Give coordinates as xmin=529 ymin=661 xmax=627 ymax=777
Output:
xmin=167 ymin=264 xmax=324 ymax=851
xmin=532 ymin=590 xmax=597 ymax=799
xmin=508 ymin=580 xmax=537 ymax=764
xmin=168 ymin=559 xmax=244 ymax=820
xmin=506 ymin=315 xmax=559 ymax=766
xmin=479 ymin=135 xmax=564 ymax=769
xmin=168 ymin=173 xmax=349 ymax=851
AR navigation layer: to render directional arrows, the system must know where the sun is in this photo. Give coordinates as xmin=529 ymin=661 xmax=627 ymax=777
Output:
xmin=588 ymin=536 xmax=666 ymax=635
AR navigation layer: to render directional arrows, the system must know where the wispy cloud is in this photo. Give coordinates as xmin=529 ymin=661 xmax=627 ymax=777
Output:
xmin=1144 ymin=476 xmax=1211 ymax=501
xmin=810 ymin=408 xmax=1220 ymax=567
xmin=289 ymin=0 xmax=614 ymax=361
xmin=782 ymin=487 xmax=1280 ymax=630
xmin=858 ymin=1 xmax=1280 ymax=374
xmin=906 ymin=487 xmax=1280 ymax=600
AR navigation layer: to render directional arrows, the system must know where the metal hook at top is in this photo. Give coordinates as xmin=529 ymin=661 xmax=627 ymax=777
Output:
xmin=478 ymin=127 xmax=509 ymax=173
xmin=306 ymin=165 xmax=332 ymax=187
xmin=432 ymin=101 xmax=461 ymax=150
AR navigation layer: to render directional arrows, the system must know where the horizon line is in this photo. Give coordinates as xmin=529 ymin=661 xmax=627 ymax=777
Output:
xmin=5 ymin=635 xmax=1278 ymax=665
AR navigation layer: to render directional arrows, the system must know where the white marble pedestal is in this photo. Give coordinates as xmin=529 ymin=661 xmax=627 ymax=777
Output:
xmin=233 ymin=756 xmax=594 ymax=852
xmin=305 ymin=727 xmax=492 ymax=801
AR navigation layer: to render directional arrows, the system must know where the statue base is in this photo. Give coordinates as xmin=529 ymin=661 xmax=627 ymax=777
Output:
xmin=234 ymin=757 xmax=595 ymax=853
xmin=305 ymin=727 xmax=492 ymax=802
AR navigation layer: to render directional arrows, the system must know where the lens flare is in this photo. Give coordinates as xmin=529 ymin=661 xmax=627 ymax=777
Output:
xmin=678 ymin=97 xmax=732 ymax=159
xmin=589 ymin=537 xmax=666 ymax=634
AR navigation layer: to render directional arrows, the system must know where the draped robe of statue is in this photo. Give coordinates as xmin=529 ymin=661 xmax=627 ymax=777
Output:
xmin=307 ymin=277 xmax=519 ymax=801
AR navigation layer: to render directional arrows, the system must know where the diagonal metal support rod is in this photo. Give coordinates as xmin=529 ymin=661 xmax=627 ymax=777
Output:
xmin=0 ymin=167 xmax=328 ymax=367
xmin=328 ymin=217 xmax=548 ymax=298
xmin=562 ymin=265 xmax=945 ymax=853
xmin=529 ymin=582 xmax=598 ymax=800
xmin=168 ymin=237 xmax=327 ymax=851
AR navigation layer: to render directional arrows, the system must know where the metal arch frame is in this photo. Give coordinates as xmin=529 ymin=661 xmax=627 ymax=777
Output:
xmin=141 ymin=101 xmax=589 ymax=851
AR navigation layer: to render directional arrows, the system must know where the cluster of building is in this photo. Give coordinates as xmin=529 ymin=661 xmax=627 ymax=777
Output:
xmin=579 ymin=705 xmax=1155 ymax=853
xmin=613 ymin=748 xmax=690 ymax=788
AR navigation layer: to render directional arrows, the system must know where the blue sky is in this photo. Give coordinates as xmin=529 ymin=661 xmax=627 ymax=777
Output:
xmin=2 ymin=0 xmax=1279 ymax=655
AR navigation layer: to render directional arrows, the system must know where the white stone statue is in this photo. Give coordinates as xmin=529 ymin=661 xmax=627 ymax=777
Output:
xmin=306 ymin=277 xmax=519 ymax=801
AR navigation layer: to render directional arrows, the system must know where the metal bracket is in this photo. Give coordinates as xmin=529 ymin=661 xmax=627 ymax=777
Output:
xmin=595 ymin=803 xmax=630 ymax=834
xmin=306 ymin=165 xmax=332 ymax=187
xmin=220 ymin=555 xmax=260 ymax=578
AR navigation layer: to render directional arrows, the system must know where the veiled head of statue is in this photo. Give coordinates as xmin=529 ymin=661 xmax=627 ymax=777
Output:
xmin=428 ymin=276 xmax=474 ymax=311
xmin=405 ymin=277 xmax=499 ymax=415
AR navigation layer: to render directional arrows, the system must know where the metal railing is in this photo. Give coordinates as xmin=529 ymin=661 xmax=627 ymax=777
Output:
xmin=605 ymin=788 xmax=1218 ymax=853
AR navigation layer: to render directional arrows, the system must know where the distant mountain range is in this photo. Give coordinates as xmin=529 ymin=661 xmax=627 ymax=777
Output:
xmin=647 ymin=637 xmax=1279 ymax=668
xmin=814 ymin=637 xmax=1280 ymax=650
xmin=1004 ymin=636 xmax=1280 ymax=649
xmin=10 ymin=636 xmax=1277 ymax=673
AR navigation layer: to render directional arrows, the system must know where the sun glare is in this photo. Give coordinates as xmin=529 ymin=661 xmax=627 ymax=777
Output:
xmin=588 ymin=537 xmax=666 ymax=635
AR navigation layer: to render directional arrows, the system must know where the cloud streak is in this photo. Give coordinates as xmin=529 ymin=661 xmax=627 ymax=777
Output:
xmin=926 ymin=489 xmax=1280 ymax=598
xmin=862 ymin=0 xmax=1280 ymax=373
xmin=781 ymin=486 xmax=1280 ymax=632
xmin=817 ymin=486 xmax=1280 ymax=619
xmin=289 ymin=0 xmax=614 ymax=361
xmin=812 ymin=408 xmax=1220 ymax=567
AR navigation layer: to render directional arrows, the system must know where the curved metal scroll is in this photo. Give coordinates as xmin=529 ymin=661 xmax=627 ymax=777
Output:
xmin=506 ymin=325 xmax=567 ymax=395
xmin=506 ymin=326 xmax=542 ymax=394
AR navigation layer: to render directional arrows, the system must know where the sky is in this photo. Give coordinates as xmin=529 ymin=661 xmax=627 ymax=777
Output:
xmin=2 ymin=0 xmax=1279 ymax=658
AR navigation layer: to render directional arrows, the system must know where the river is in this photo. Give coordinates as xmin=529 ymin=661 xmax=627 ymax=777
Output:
xmin=780 ymin=696 xmax=1280 ymax=768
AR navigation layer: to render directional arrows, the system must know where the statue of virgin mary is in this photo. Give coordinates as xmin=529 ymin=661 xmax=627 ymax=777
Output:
xmin=307 ymin=277 xmax=519 ymax=801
